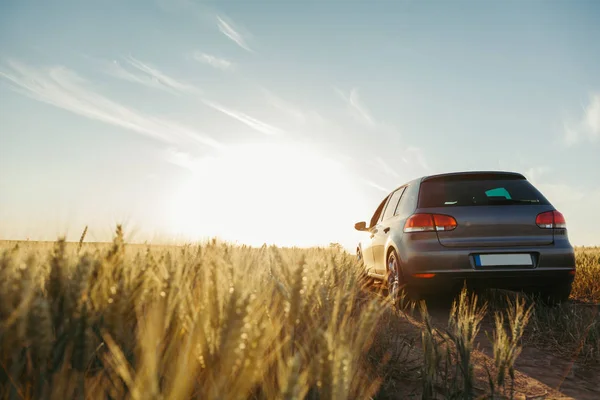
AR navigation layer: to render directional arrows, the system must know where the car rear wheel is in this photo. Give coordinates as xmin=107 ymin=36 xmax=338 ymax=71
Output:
xmin=386 ymin=250 xmax=418 ymax=307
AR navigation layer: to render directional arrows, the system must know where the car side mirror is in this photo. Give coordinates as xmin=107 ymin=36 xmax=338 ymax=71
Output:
xmin=354 ymin=221 xmax=367 ymax=231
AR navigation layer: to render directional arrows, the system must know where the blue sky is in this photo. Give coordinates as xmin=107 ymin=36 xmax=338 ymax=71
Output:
xmin=1 ymin=0 xmax=599 ymax=249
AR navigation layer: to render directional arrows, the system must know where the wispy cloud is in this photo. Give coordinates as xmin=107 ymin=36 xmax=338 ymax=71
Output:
xmin=362 ymin=149 xmax=428 ymax=196
xmin=165 ymin=147 xmax=205 ymax=173
xmin=583 ymin=94 xmax=600 ymax=140
xmin=261 ymin=88 xmax=340 ymax=136
xmin=263 ymin=89 xmax=307 ymax=124
xmin=564 ymin=93 xmax=600 ymax=146
xmin=202 ymin=99 xmax=283 ymax=135
xmin=104 ymin=59 xmax=165 ymax=90
xmin=192 ymin=52 xmax=234 ymax=71
xmin=402 ymin=146 xmax=429 ymax=171
xmin=0 ymin=60 xmax=220 ymax=149
xmin=524 ymin=166 xmax=551 ymax=184
xmin=103 ymin=56 xmax=198 ymax=95
xmin=564 ymin=122 xmax=581 ymax=147
xmin=336 ymin=87 xmax=376 ymax=127
xmin=217 ymin=15 xmax=252 ymax=52
xmin=123 ymin=56 xmax=198 ymax=93
xmin=372 ymin=157 xmax=400 ymax=178
xmin=102 ymin=55 xmax=281 ymax=136
xmin=364 ymin=180 xmax=390 ymax=193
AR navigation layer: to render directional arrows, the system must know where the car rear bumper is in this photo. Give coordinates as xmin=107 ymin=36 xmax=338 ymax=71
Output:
xmin=398 ymin=241 xmax=576 ymax=293
xmin=405 ymin=268 xmax=575 ymax=293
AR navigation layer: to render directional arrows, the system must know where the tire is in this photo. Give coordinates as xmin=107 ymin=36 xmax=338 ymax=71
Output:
xmin=386 ymin=250 xmax=418 ymax=307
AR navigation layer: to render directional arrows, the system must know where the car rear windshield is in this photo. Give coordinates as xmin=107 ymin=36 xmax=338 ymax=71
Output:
xmin=418 ymin=179 xmax=550 ymax=208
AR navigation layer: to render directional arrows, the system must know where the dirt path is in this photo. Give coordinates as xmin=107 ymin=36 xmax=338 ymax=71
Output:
xmin=411 ymin=300 xmax=600 ymax=400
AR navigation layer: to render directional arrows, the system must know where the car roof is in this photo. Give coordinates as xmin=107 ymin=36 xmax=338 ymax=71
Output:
xmin=386 ymin=171 xmax=527 ymax=195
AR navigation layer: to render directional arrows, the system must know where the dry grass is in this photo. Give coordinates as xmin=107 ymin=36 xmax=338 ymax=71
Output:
xmin=571 ymin=247 xmax=600 ymax=303
xmin=483 ymin=247 xmax=600 ymax=366
xmin=0 ymin=231 xmax=598 ymax=399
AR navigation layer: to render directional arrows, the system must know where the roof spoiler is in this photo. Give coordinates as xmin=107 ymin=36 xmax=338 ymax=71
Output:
xmin=422 ymin=171 xmax=526 ymax=183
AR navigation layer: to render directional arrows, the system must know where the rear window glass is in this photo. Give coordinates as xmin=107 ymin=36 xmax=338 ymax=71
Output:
xmin=418 ymin=179 xmax=550 ymax=208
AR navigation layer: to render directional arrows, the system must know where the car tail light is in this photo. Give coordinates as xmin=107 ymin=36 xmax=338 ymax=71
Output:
xmin=404 ymin=213 xmax=457 ymax=233
xmin=433 ymin=214 xmax=458 ymax=231
xmin=554 ymin=211 xmax=567 ymax=228
xmin=404 ymin=214 xmax=434 ymax=232
xmin=536 ymin=210 xmax=567 ymax=229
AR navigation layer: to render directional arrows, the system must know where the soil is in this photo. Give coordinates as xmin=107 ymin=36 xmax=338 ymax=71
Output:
xmin=404 ymin=297 xmax=600 ymax=400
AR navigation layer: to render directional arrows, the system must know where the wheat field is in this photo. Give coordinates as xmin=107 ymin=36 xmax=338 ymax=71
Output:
xmin=0 ymin=227 xmax=598 ymax=399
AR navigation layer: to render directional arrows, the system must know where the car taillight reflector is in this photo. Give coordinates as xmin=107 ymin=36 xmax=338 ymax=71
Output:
xmin=404 ymin=213 xmax=457 ymax=233
xmin=536 ymin=210 xmax=567 ymax=229
xmin=413 ymin=273 xmax=436 ymax=279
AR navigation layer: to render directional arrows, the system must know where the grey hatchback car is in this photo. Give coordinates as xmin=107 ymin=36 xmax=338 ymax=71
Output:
xmin=354 ymin=171 xmax=576 ymax=305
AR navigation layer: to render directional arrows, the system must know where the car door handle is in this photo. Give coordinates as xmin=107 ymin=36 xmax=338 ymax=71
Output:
xmin=383 ymin=227 xmax=390 ymax=234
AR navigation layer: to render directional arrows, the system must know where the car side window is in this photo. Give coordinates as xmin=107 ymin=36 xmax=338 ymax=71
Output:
xmin=395 ymin=184 xmax=417 ymax=218
xmin=393 ymin=188 xmax=406 ymax=216
xmin=378 ymin=198 xmax=389 ymax=223
xmin=369 ymin=195 xmax=389 ymax=228
xmin=381 ymin=187 xmax=405 ymax=222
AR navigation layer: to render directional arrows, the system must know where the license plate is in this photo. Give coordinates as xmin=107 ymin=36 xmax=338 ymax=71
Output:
xmin=474 ymin=254 xmax=533 ymax=267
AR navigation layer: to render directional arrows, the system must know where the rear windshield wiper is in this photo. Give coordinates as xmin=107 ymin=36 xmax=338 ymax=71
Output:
xmin=485 ymin=198 xmax=540 ymax=204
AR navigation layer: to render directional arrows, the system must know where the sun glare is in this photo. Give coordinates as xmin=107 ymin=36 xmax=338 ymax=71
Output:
xmin=168 ymin=142 xmax=368 ymax=249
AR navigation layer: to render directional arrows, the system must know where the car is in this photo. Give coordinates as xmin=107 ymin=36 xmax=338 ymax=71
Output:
xmin=354 ymin=171 xmax=576 ymax=306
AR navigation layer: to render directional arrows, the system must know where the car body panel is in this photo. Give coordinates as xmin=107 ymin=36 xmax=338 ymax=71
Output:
xmin=359 ymin=240 xmax=375 ymax=272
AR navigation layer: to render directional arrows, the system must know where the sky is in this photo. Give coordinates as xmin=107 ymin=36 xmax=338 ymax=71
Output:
xmin=1 ymin=0 xmax=599 ymax=250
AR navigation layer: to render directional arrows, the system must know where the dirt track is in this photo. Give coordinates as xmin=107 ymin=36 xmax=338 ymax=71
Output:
xmin=402 ymin=298 xmax=600 ymax=400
